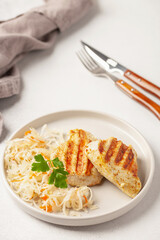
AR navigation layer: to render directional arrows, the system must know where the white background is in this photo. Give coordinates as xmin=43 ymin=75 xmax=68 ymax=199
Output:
xmin=0 ymin=0 xmax=43 ymax=21
xmin=0 ymin=0 xmax=160 ymax=239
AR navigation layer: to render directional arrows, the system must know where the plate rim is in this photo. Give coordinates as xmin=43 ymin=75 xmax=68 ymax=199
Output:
xmin=1 ymin=110 xmax=155 ymax=225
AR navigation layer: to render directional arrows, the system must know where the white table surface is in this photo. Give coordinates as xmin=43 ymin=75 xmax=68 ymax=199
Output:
xmin=0 ymin=0 xmax=160 ymax=239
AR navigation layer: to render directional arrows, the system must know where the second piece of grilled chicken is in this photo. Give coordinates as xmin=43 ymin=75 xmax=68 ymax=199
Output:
xmin=51 ymin=129 xmax=103 ymax=187
xmin=86 ymin=137 xmax=141 ymax=198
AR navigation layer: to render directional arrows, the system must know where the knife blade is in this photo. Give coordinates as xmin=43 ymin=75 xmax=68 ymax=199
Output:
xmin=81 ymin=41 xmax=160 ymax=99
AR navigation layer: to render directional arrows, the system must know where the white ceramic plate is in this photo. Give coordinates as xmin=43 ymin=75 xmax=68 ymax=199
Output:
xmin=2 ymin=110 xmax=154 ymax=226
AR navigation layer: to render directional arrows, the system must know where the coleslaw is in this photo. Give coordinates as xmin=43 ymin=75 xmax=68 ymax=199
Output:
xmin=4 ymin=125 xmax=97 ymax=216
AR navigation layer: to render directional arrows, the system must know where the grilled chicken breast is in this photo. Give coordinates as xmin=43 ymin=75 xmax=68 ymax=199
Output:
xmin=86 ymin=137 xmax=141 ymax=198
xmin=51 ymin=129 xmax=103 ymax=187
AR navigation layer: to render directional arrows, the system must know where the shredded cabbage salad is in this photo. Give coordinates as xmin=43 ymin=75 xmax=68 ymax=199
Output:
xmin=4 ymin=125 xmax=97 ymax=216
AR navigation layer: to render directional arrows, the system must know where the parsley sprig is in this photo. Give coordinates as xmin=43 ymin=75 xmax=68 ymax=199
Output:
xmin=31 ymin=154 xmax=69 ymax=188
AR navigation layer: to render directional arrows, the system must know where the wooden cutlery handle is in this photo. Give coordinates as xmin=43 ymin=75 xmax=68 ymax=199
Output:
xmin=124 ymin=70 xmax=160 ymax=99
xmin=116 ymin=79 xmax=160 ymax=120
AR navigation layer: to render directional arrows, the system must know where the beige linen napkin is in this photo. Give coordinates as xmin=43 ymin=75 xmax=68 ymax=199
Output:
xmin=0 ymin=0 xmax=92 ymax=137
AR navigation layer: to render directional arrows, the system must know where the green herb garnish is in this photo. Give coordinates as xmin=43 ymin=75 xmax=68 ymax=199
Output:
xmin=31 ymin=154 xmax=69 ymax=188
xmin=31 ymin=154 xmax=50 ymax=172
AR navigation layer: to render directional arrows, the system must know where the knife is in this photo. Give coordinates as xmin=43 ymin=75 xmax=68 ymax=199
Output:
xmin=81 ymin=41 xmax=160 ymax=99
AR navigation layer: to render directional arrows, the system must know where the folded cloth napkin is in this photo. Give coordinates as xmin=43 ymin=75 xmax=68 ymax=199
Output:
xmin=0 ymin=0 xmax=92 ymax=137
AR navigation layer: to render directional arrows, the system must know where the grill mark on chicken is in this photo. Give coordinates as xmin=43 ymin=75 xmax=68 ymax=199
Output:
xmin=115 ymin=143 xmax=128 ymax=164
xmin=98 ymin=140 xmax=106 ymax=154
xmin=66 ymin=140 xmax=74 ymax=173
xmin=105 ymin=138 xmax=117 ymax=162
xmin=75 ymin=129 xmax=94 ymax=176
xmin=123 ymin=148 xmax=134 ymax=170
xmin=76 ymin=130 xmax=86 ymax=175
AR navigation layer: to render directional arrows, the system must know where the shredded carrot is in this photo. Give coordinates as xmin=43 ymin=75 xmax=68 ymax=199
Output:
xmin=46 ymin=205 xmax=52 ymax=212
xmin=29 ymin=173 xmax=36 ymax=179
xmin=40 ymin=205 xmax=52 ymax=212
xmin=41 ymin=153 xmax=50 ymax=160
xmin=40 ymin=205 xmax=44 ymax=209
xmin=30 ymin=136 xmax=36 ymax=141
xmin=28 ymin=136 xmax=36 ymax=143
xmin=29 ymin=136 xmax=45 ymax=144
xmin=24 ymin=130 xmax=31 ymax=136
xmin=40 ymin=188 xmax=45 ymax=192
xmin=11 ymin=179 xmax=24 ymax=182
xmin=29 ymin=193 xmax=34 ymax=200
xmin=41 ymin=195 xmax=49 ymax=201
xmin=83 ymin=195 xmax=88 ymax=204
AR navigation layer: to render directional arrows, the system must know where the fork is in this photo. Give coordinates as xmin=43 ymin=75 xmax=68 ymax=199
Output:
xmin=77 ymin=49 xmax=160 ymax=120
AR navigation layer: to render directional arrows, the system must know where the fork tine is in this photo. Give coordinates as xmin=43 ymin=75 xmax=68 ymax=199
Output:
xmin=76 ymin=51 xmax=93 ymax=72
xmin=80 ymin=50 xmax=95 ymax=70
xmin=82 ymin=49 xmax=97 ymax=68
xmin=78 ymin=49 xmax=97 ymax=70
xmin=77 ymin=48 xmax=116 ymax=82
